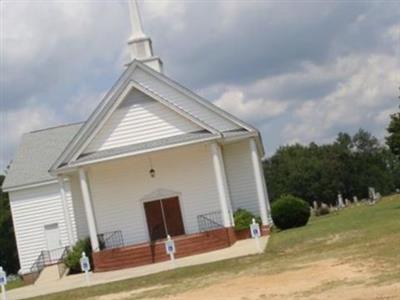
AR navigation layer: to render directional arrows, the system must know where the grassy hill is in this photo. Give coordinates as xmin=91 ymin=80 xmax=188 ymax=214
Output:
xmin=29 ymin=194 xmax=400 ymax=299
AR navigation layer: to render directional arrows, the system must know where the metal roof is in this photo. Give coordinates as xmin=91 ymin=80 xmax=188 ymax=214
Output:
xmin=2 ymin=123 xmax=82 ymax=190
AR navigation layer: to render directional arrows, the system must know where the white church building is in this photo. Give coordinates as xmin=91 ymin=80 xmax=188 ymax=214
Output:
xmin=3 ymin=0 xmax=271 ymax=281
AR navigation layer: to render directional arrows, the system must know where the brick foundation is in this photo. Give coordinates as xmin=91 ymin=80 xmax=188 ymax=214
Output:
xmin=93 ymin=227 xmax=236 ymax=272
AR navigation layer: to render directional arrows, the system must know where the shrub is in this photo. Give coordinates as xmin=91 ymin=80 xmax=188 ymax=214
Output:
xmin=233 ymin=208 xmax=261 ymax=231
xmin=271 ymin=195 xmax=310 ymax=230
xmin=64 ymin=238 xmax=92 ymax=274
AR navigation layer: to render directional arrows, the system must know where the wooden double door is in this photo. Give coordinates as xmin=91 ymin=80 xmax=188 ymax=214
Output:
xmin=144 ymin=197 xmax=185 ymax=241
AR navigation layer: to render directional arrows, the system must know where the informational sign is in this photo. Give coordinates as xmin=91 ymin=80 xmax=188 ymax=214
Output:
xmin=165 ymin=235 xmax=176 ymax=268
xmin=80 ymin=252 xmax=91 ymax=285
xmin=0 ymin=266 xmax=7 ymax=300
xmin=165 ymin=238 xmax=176 ymax=255
xmin=250 ymin=221 xmax=261 ymax=239
xmin=250 ymin=219 xmax=262 ymax=253
xmin=80 ymin=255 xmax=90 ymax=272
xmin=0 ymin=267 xmax=6 ymax=286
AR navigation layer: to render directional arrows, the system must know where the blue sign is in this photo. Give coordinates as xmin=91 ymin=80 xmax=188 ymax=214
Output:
xmin=250 ymin=223 xmax=261 ymax=238
xmin=80 ymin=256 xmax=91 ymax=272
xmin=165 ymin=239 xmax=176 ymax=254
xmin=0 ymin=268 xmax=6 ymax=286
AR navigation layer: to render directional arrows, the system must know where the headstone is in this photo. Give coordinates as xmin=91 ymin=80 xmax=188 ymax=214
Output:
xmin=345 ymin=198 xmax=350 ymax=207
xmin=337 ymin=193 xmax=344 ymax=208
xmin=376 ymin=192 xmax=381 ymax=201
xmin=368 ymin=187 xmax=376 ymax=204
xmin=313 ymin=201 xmax=318 ymax=211
xmin=353 ymin=196 xmax=358 ymax=204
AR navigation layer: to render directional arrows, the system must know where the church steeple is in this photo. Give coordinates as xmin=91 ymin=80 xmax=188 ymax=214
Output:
xmin=127 ymin=0 xmax=163 ymax=72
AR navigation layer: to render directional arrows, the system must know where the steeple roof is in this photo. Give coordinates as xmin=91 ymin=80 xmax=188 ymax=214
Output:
xmin=127 ymin=0 xmax=163 ymax=72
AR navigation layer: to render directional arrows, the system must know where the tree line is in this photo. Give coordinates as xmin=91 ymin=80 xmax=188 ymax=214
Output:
xmin=264 ymin=127 xmax=400 ymax=205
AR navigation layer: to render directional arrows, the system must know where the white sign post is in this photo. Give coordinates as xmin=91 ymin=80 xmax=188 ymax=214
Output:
xmin=250 ymin=218 xmax=262 ymax=253
xmin=165 ymin=235 xmax=176 ymax=268
xmin=80 ymin=252 xmax=91 ymax=285
xmin=0 ymin=266 xmax=7 ymax=300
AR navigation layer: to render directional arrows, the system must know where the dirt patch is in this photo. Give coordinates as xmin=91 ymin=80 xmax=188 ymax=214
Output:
xmin=142 ymin=259 xmax=400 ymax=300
xmin=88 ymin=285 xmax=168 ymax=300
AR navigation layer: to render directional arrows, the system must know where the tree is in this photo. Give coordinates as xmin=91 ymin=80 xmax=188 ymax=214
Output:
xmin=0 ymin=175 xmax=19 ymax=274
xmin=386 ymin=87 xmax=400 ymax=158
xmin=264 ymin=129 xmax=400 ymax=205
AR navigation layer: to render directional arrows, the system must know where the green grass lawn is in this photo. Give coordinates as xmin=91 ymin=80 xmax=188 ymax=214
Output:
xmin=28 ymin=194 xmax=400 ymax=300
xmin=6 ymin=277 xmax=25 ymax=291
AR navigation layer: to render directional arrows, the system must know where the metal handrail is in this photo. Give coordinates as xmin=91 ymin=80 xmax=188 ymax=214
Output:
xmin=57 ymin=246 xmax=70 ymax=278
xmin=98 ymin=230 xmax=124 ymax=250
xmin=29 ymin=251 xmax=46 ymax=283
xmin=29 ymin=246 xmax=70 ymax=283
xmin=197 ymin=211 xmax=224 ymax=232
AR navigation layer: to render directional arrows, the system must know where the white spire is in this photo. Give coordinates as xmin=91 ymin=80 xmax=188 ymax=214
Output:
xmin=127 ymin=0 xmax=163 ymax=73
xmin=128 ymin=0 xmax=145 ymax=40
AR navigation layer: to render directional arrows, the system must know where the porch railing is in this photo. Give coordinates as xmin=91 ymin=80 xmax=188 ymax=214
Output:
xmin=29 ymin=246 xmax=70 ymax=283
xmin=98 ymin=230 xmax=124 ymax=250
xmin=57 ymin=246 xmax=70 ymax=279
xmin=29 ymin=251 xmax=46 ymax=283
xmin=197 ymin=211 xmax=224 ymax=232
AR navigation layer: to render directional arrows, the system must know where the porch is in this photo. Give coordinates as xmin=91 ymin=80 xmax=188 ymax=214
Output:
xmin=94 ymin=210 xmax=269 ymax=272
xmin=58 ymin=139 xmax=270 ymax=272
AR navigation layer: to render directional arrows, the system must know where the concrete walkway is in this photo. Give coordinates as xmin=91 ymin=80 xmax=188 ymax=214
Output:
xmin=8 ymin=237 xmax=269 ymax=300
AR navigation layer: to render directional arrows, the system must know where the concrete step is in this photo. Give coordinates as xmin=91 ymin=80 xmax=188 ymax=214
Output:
xmin=34 ymin=265 xmax=60 ymax=285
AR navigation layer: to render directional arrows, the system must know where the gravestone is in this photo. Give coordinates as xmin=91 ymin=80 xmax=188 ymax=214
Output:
xmin=368 ymin=187 xmax=376 ymax=205
xmin=337 ymin=193 xmax=344 ymax=208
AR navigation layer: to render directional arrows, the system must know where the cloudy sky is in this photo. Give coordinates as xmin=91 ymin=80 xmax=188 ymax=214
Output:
xmin=1 ymin=0 xmax=399 ymax=171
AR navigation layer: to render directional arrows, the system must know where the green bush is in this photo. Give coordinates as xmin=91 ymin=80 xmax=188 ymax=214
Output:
xmin=271 ymin=195 xmax=310 ymax=230
xmin=233 ymin=208 xmax=261 ymax=231
xmin=64 ymin=238 xmax=92 ymax=274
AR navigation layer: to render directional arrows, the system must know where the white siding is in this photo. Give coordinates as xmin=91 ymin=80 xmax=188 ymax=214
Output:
xmin=85 ymin=89 xmax=202 ymax=153
xmin=68 ymin=174 xmax=90 ymax=240
xmin=133 ymin=68 xmax=240 ymax=132
xmin=223 ymin=140 xmax=260 ymax=216
xmin=86 ymin=143 xmax=221 ymax=245
xmin=9 ymin=183 xmax=73 ymax=274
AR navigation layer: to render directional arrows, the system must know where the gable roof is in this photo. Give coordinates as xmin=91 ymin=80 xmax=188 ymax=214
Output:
xmin=50 ymin=60 xmax=259 ymax=172
xmin=60 ymin=130 xmax=218 ymax=170
xmin=2 ymin=123 xmax=82 ymax=191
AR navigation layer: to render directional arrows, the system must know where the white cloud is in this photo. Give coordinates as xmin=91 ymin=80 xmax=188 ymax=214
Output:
xmin=0 ymin=103 xmax=61 ymax=168
xmin=283 ymin=54 xmax=399 ymax=144
xmin=142 ymin=1 xmax=185 ymax=32
xmin=214 ymin=90 xmax=288 ymax=122
xmin=65 ymin=89 xmax=106 ymax=121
